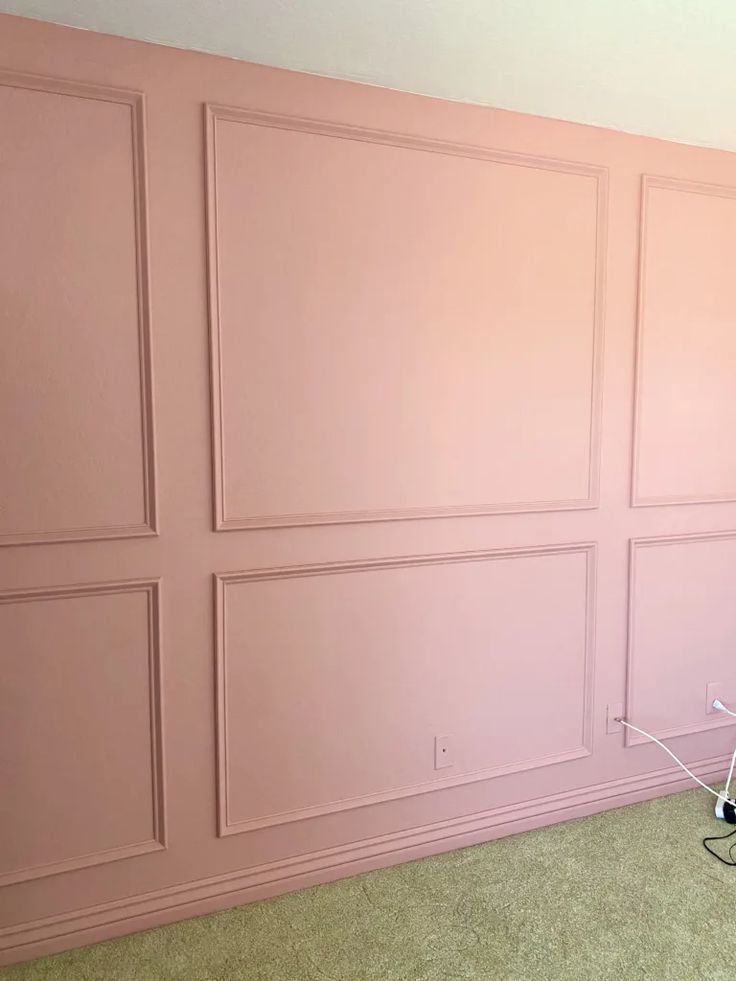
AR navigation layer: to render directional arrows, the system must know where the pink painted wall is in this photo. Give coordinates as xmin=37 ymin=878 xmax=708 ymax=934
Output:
xmin=1 ymin=12 xmax=736 ymax=964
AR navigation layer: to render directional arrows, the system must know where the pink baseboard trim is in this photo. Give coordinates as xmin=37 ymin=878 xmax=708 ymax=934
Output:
xmin=1 ymin=752 xmax=728 ymax=967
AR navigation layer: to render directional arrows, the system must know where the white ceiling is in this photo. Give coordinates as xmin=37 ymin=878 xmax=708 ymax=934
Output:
xmin=3 ymin=0 xmax=736 ymax=151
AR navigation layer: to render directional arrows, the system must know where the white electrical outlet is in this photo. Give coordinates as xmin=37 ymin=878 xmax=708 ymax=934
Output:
xmin=606 ymin=703 xmax=624 ymax=734
xmin=434 ymin=734 xmax=453 ymax=769
xmin=706 ymin=681 xmax=736 ymax=715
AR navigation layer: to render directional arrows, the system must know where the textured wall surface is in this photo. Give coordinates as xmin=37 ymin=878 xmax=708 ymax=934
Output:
xmin=1 ymin=12 xmax=736 ymax=966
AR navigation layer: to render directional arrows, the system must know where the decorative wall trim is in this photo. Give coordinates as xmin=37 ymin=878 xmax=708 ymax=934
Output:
xmin=625 ymin=531 xmax=736 ymax=747
xmin=630 ymin=174 xmax=736 ymax=508
xmin=0 ymin=749 xmax=728 ymax=965
xmin=0 ymin=578 xmax=166 ymax=886
xmin=205 ymin=104 xmax=608 ymax=530
xmin=0 ymin=70 xmax=158 ymax=546
xmin=214 ymin=542 xmax=596 ymax=836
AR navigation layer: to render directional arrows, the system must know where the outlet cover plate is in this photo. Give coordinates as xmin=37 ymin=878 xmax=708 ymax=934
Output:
xmin=606 ymin=703 xmax=624 ymax=734
xmin=706 ymin=681 xmax=736 ymax=715
xmin=434 ymin=734 xmax=453 ymax=769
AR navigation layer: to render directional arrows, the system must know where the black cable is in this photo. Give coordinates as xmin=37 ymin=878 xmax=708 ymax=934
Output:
xmin=703 ymin=825 xmax=736 ymax=866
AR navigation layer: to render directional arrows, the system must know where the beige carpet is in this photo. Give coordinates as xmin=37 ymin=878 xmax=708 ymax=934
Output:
xmin=5 ymin=787 xmax=736 ymax=980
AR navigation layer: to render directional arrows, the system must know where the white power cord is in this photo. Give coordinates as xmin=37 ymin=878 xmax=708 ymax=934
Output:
xmin=709 ymin=699 xmax=736 ymax=801
xmin=713 ymin=699 xmax=736 ymax=720
xmin=726 ymin=749 xmax=736 ymax=803
xmin=615 ymin=697 xmax=736 ymax=806
xmin=615 ymin=718 xmax=735 ymax=803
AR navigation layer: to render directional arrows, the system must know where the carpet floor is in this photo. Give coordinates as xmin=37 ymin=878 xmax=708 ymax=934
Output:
xmin=6 ymin=787 xmax=736 ymax=980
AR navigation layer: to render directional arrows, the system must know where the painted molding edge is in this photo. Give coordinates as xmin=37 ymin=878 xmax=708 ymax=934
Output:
xmin=0 ymin=578 xmax=166 ymax=886
xmin=214 ymin=542 xmax=597 ymax=836
xmin=630 ymin=174 xmax=736 ymax=509
xmin=0 ymin=70 xmax=158 ymax=547
xmin=624 ymin=530 xmax=736 ymax=747
xmin=205 ymin=104 xmax=608 ymax=531
xmin=0 ymin=749 xmax=728 ymax=966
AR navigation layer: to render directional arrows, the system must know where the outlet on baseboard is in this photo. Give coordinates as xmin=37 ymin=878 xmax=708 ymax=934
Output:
xmin=434 ymin=734 xmax=453 ymax=769
xmin=706 ymin=681 xmax=736 ymax=715
xmin=606 ymin=703 xmax=624 ymax=734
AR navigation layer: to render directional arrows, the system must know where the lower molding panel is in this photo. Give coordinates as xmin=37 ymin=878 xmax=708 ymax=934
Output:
xmin=216 ymin=544 xmax=595 ymax=836
xmin=1 ymin=752 xmax=729 ymax=966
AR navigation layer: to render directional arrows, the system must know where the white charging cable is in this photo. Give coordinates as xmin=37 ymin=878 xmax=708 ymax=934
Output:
xmin=713 ymin=699 xmax=736 ymax=720
xmin=725 ymin=748 xmax=736 ymax=802
xmin=615 ymin=701 xmax=736 ymax=806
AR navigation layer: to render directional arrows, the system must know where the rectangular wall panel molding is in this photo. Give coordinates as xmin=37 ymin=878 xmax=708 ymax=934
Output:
xmin=632 ymin=174 xmax=736 ymax=507
xmin=625 ymin=532 xmax=736 ymax=746
xmin=215 ymin=544 xmax=596 ymax=836
xmin=206 ymin=105 xmax=607 ymax=530
xmin=0 ymin=70 xmax=157 ymax=545
xmin=0 ymin=579 xmax=165 ymax=886
xmin=4 ymin=12 xmax=736 ymax=967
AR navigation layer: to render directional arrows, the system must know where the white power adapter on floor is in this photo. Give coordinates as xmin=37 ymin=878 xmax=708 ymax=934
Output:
xmin=714 ymin=797 xmax=736 ymax=823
